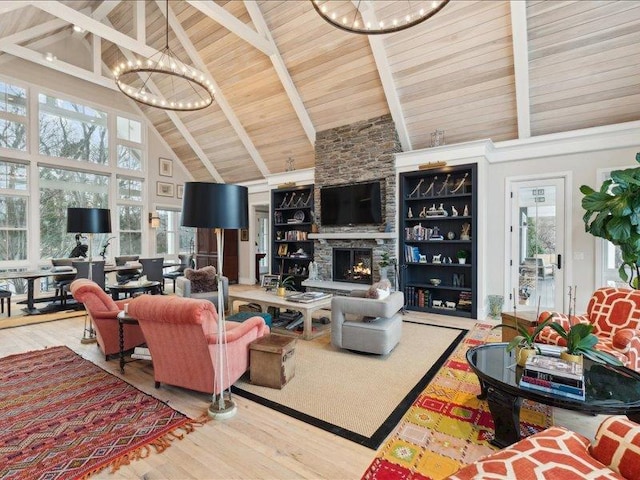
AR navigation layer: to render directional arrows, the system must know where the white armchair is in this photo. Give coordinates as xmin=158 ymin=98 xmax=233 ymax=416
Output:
xmin=175 ymin=273 xmax=229 ymax=313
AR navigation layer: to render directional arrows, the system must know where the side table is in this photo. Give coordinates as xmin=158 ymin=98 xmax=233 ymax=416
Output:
xmin=249 ymin=334 xmax=296 ymax=389
xmin=117 ymin=310 xmax=139 ymax=373
xmin=500 ymin=310 xmax=538 ymax=341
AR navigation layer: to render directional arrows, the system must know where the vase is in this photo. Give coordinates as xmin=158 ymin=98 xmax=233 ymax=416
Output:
xmin=380 ymin=266 xmax=389 ymax=280
xmin=277 ymin=287 xmax=287 ymax=297
xmin=458 ymin=258 xmax=466 ymax=264
xmin=560 ymin=350 xmax=583 ymax=365
xmin=515 ymin=346 xmax=536 ymax=367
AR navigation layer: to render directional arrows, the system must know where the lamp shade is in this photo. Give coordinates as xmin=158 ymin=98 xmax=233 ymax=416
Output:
xmin=66 ymin=207 xmax=112 ymax=233
xmin=182 ymin=182 xmax=248 ymax=229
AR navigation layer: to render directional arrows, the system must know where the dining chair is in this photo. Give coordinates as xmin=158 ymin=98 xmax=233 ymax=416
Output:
xmin=139 ymin=257 xmax=165 ymax=293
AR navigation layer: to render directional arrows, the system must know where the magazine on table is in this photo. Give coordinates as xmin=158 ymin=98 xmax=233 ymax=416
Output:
xmin=286 ymin=292 xmax=332 ymax=303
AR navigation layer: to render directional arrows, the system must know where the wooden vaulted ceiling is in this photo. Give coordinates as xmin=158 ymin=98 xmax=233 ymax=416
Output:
xmin=1 ymin=1 xmax=639 ymax=184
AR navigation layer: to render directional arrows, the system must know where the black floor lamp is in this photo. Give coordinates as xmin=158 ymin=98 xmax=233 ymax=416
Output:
xmin=67 ymin=207 xmax=112 ymax=343
xmin=181 ymin=182 xmax=248 ymax=419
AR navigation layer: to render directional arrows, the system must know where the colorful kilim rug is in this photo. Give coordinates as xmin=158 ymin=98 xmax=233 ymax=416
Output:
xmin=362 ymin=322 xmax=554 ymax=480
xmin=0 ymin=346 xmax=205 ymax=479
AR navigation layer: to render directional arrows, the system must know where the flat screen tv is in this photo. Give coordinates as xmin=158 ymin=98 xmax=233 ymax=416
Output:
xmin=320 ymin=181 xmax=382 ymax=226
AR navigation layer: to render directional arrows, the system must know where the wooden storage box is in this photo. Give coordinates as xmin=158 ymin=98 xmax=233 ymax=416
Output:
xmin=500 ymin=311 xmax=538 ymax=341
xmin=249 ymin=334 xmax=296 ymax=389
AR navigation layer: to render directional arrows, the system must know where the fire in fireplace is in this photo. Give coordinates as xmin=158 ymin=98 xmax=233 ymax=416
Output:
xmin=333 ymin=248 xmax=373 ymax=284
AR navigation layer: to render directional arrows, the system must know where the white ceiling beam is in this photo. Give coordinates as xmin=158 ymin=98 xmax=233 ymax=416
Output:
xmin=510 ymin=0 xmax=531 ymax=139
xmin=135 ymin=1 xmax=146 ymax=44
xmin=103 ymin=16 xmax=224 ymax=182
xmin=92 ymin=34 xmax=101 ymax=75
xmin=156 ymin=0 xmax=270 ymax=177
xmin=244 ymin=1 xmax=316 ymax=145
xmin=0 ymin=44 xmax=116 ymax=90
xmin=0 ymin=29 xmax=72 ymax=66
xmin=186 ymin=0 xmax=274 ymax=56
xmin=0 ymin=18 xmax=68 ymax=49
xmin=0 ymin=2 xmax=27 ymax=15
xmin=92 ymin=0 xmax=121 ymax=21
xmin=359 ymin=2 xmax=412 ymax=151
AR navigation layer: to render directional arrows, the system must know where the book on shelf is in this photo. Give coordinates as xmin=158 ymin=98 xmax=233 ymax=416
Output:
xmin=520 ymin=375 xmax=585 ymax=396
xmin=519 ymin=377 xmax=585 ymax=401
xmin=524 ymin=354 xmax=584 ymax=380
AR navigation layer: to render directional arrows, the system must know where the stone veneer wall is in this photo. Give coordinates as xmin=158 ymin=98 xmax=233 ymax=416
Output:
xmin=313 ymin=114 xmax=401 ymax=282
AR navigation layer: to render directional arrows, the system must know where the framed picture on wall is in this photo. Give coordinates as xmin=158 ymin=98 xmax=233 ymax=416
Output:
xmin=159 ymin=157 xmax=173 ymax=177
xmin=240 ymin=228 xmax=249 ymax=241
xmin=157 ymin=181 xmax=174 ymax=197
xmin=177 ymin=184 xmax=184 ymax=199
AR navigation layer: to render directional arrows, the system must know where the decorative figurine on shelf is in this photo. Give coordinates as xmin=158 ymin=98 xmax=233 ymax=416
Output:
xmin=286 ymin=192 xmax=297 ymax=207
xmin=408 ymin=178 xmax=424 ymax=198
xmin=432 ymin=254 xmax=442 ymax=263
xmin=430 ymin=226 xmax=443 ymax=240
xmin=422 ymin=177 xmax=436 ymax=197
xmin=463 ymin=204 xmax=469 ymax=216
xmin=438 ymin=203 xmax=448 ymax=216
xmin=447 ymin=231 xmax=455 ymax=240
xmin=450 ymin=172 xmax=469 ymax=194
xmin=451 ymin=205 xmax=458 ymax=216
xmin=408 ymin=207 xmax=413 ymax=218
xmin=280 ymin=194 xmax=289 ymax=208
xmin=436 ymin=174 xmax=451 ymax=195
xmin=461 ymin=223 xmax=471 ymax=241
xmin=419 ymin=206 xmax=428 ymax=218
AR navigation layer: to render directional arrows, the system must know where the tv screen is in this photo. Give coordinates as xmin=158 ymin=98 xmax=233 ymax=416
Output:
xmin=320 ymin=181 xmax=382 ymax=226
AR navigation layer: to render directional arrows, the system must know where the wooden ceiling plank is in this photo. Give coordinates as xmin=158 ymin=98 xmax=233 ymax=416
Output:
xmin=0 ymin=17 xmax=67 ymax=49
xmin=185 ymin=0 xmax=273 ymax=56
xmin=92 ymin=0 xmax=121 ymax=21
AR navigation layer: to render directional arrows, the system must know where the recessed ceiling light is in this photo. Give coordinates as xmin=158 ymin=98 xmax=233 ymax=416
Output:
xmin=44 ymin=52 xmax=56 ymax=62
xmin=73 ymin=25 xmax=85 ymax=33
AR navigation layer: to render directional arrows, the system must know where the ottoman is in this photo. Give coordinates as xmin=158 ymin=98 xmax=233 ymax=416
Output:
xmin=227 ymin=311 xmax=273 ymax=328
xmin=341 ymin=312 xmax=402 ymax=355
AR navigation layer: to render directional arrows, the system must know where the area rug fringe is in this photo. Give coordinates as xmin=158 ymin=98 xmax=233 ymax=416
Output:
xmin=81 ymin=414 xmax=210 ymax=478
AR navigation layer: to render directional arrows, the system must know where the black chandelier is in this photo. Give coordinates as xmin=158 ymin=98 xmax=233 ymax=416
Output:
xmin=311 ymin=0 xmax=450 ymax=35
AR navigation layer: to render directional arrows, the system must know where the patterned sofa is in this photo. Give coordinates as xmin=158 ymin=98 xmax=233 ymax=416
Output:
xmin=448 ymin=416 xmax=640 ymax=480
xmin=537 ymin=287 xmax=640 ymax=371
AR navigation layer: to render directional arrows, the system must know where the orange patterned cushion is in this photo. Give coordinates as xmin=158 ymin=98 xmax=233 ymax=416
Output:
xmin=448 ymin=426 xmax=625 ymax=479
xmin=590 ymin=416 xmax=640 ymax=480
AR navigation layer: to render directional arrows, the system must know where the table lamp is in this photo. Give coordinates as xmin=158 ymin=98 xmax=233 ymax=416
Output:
xmin=67 ymin=207 xmax=112 ymax=342
xmin=182 ymin=182 xmax=248 ymax=419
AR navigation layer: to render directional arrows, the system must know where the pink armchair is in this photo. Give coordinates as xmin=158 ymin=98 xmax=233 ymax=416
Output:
xmin=127 ymin=294 xmax=269 ymax=394
xmin=69 ymin=278 xmax=146 ymax=359
xmin=537 ymin=287 xmax=640 ymax=371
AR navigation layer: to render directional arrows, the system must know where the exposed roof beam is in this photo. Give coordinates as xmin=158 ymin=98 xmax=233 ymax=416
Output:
xmin=244 ymin=1 xmax=316 ymax=145
xmin=156 ymin=0 xmax=270 ymax=177
xmin=1 ymin=43 xmax=116 ymax=90
xmin=510 ymin=0 xmax=531 ymax=139
xmin=91 ymin=0 xmax=121 ymax=21
xmin=359 ymin=2 xmax=411 ymax=151
xmin=135 ymin=1 xmax=146 ymax=44
xmin=186 ymin=0 xmax=274 ymax=56
xmin=0 ymin=2 xmax=27 ymax=15
xmin=0 ymin=18 xmax=68 ymax=50
xmin=103 ymin=16 xmax=224 ymax=182
xmin=92 ymin=34 xmax=101 ymax=75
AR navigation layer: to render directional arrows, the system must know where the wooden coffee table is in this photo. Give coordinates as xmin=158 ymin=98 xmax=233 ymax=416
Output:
xmin=467 ymin=343 xmax=640 ymax=447
xmin=228 ymin=289 xmax=331 ymax=340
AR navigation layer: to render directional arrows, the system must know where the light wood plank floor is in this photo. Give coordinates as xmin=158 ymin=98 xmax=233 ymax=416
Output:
xmin=0 ymin=286 xmax=602 ymax=479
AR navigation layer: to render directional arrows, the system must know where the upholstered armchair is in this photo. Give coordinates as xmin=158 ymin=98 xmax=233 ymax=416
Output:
xmin=127 ymin=294 xmax=269 ymax=394
xmin=69 ymin=278 xmax=146 ymax=359
xmin=331 ymin=290 xmax=404 ymax=355
xmin=175 ymin=266 xmax=229 ymax=313
xmin=537 ymin=287 xmax=640 ymax=371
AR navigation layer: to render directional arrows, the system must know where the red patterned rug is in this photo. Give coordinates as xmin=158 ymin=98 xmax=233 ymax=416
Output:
xmin=0 ymin=346 xmax=205 ymax=479
xmin=362 ymin=323 xmax=554 ymax=480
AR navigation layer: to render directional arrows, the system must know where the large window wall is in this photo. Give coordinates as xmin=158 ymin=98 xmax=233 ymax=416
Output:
xmin=0 ymin=76 xmax=149 ymax=273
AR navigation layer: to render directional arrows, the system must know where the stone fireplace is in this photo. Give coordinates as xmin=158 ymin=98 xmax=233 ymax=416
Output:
xmin=333 ymin=247 xmax=373 ymax=284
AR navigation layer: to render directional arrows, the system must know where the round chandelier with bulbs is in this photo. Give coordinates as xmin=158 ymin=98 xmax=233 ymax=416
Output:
xmin=311 ymin=0 xmax=450 ymax=35
xmin=113 ymin=0 xmax=214 ymax=112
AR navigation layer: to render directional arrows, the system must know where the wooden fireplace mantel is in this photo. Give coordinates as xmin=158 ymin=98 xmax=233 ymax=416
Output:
xmin=308 ymin=232 xmax=395 ymax=245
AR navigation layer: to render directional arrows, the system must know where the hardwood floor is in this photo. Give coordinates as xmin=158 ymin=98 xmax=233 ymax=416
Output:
xmin=0 ymin=286 xmax=602 ymax=479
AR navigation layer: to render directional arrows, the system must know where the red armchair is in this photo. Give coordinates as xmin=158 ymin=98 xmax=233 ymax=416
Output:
xmin=127 ymin=294 xmax=269 ymax=394
xmin=69 ymin=278 xmax=146 ymax=359
xmin=537 ymin=287 xmax=640 ymax=371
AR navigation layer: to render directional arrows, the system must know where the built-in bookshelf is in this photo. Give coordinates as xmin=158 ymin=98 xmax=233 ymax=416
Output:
xmin=399 ymin=164 xmax=477 ymax=318
xmin=271 ymin=184 xmax=314 ymax=291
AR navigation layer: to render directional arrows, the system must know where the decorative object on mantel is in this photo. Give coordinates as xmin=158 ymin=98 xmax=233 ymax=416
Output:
xmin=277 ymin=182 xmax=297 ymax=189
xmin=311 ymin=0 xmax=450 ymax=35
xmin=113 ymin=0 xmax=214 ymax=111
xmin=418 ymin=161 xmax=447 ymax=170
xmin=430 ymin=129 xmax=445 ymax=147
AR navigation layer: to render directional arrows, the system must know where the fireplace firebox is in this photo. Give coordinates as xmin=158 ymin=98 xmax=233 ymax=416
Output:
xmin=333 ymin=248 xmax=373 ymax=284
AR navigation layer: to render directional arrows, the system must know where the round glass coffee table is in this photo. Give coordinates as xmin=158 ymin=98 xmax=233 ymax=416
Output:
xmin=467 ymin=342 xmax=640 ymax=447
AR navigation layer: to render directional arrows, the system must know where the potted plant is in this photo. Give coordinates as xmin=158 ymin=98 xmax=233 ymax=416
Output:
xmin=276 ymin=275 xmax=295 ymax=297
xmin=492 ymin=316 xmax=554 ymax=367
xmin=456 ymin=249 xmax=468 ymax=264
xmin=580 ymin=152 xmax=640 ymax=288
xmin=547 ymin=321 xmax=623 ymax=366
xmin=379 ymin=252 xmax=397 ymax=281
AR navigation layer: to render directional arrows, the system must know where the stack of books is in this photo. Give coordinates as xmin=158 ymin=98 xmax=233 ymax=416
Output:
xmin=520 ymin=355 xmax=585 ymax=401
xmin=131 ymin=346 xmax=152 ymax=361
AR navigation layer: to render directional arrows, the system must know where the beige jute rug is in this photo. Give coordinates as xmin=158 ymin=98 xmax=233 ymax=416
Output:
xmin=234 ymin=321 xmax=466 ymax=448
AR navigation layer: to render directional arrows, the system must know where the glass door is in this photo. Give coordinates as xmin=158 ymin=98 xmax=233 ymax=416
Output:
xmin=509 ymin=178 xmax=565 ymax=312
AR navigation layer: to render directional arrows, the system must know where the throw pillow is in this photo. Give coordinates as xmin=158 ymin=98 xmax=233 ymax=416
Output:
xmin=365 ymin=279 xmax=392 ymax=299
xmin=590 ymin=416 xmax=640 ymax=479
xmin=185 ymin=266 xmax=217 ymax=293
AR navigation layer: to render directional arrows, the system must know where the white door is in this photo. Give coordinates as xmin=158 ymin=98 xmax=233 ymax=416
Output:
xmin=508 ymin=178 xmax=566 ymax=313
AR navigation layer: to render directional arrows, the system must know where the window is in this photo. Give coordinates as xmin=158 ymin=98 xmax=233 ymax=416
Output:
xmin=0 ymin=81 xmax=27 ymax=151
xmin=38 ymin=94 xmax=108 ymax=164
xmin=117 ymin=145 xmax=142 ymax=170
xmin=156 ymin=208 xmax=195 ymax=256
xmin=116 ymin=116 xmax=142 ymax=172
xmin=0 ymin=160 xmax=28 ymax=262
xmin=117 ymin=176 xmax=143 ymax=256
xmin=39 ymin=166 xmax=109 ymax=259
xmin=117 ymin=116 xmax=142 ymax=143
